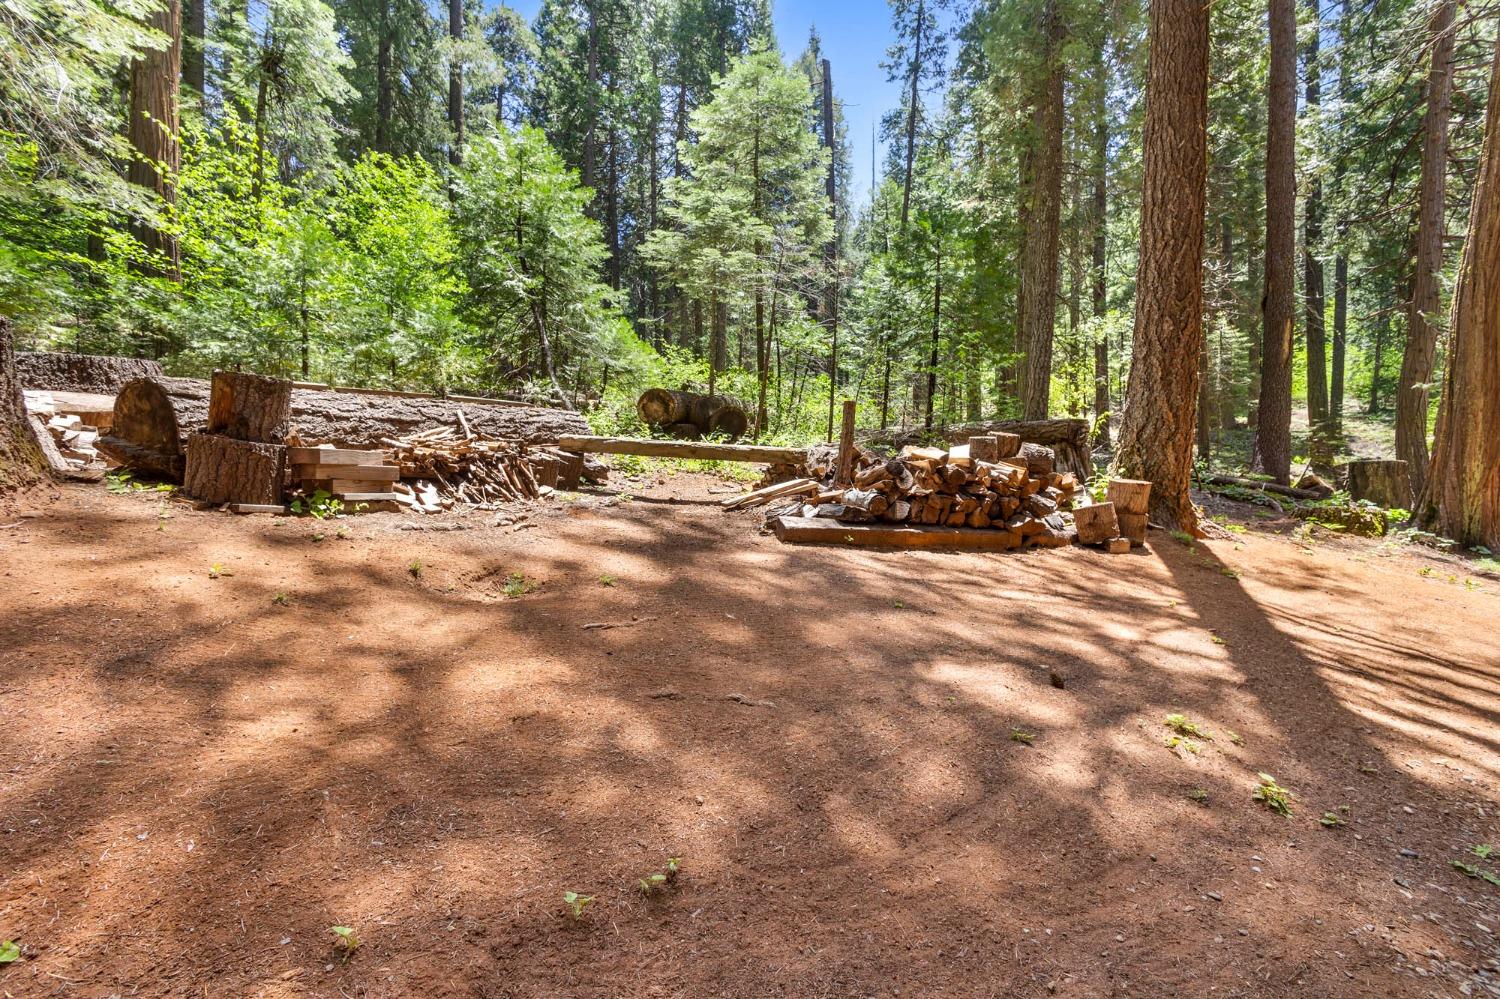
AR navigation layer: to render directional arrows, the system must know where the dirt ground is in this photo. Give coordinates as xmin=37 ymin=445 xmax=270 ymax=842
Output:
xmin=2 ymin=472 xmax=1499 ymax=998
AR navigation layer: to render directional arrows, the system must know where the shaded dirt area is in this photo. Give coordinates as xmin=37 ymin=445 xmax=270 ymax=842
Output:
xmin=2 ymin=474 xmax=1499 ymax=997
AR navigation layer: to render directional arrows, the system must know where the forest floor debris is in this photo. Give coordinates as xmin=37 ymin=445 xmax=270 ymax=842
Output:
xmin=1 ymin=472 xmax=1498 ymax=997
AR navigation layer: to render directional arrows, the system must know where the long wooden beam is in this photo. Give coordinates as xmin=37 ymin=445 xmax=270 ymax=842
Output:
xmin=557 ymin=435 xmax=807 ymax=464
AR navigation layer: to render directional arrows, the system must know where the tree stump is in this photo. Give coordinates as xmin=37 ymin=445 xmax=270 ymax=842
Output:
xmin=1073 ymin=501 xmax=1120 ymax=545
xmin=1344 ymin=459 xmax=1412 ymax=510
xmin=208 ymin=371 xmax=292 ymax=443
xmin=1108 ymin=478 xmax=1152 ymax=515
xmin=184 ymin=432 xmax=286 ymax=506
xmin=1116 ymin=511 xmax=1149 ymax=545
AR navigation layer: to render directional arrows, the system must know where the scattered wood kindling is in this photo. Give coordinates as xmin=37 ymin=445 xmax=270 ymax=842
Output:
xmin=385 ymin=427 xmax=585 ymax=513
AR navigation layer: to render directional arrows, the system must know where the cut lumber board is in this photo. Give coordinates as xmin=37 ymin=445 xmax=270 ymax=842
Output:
xmin=722 ymin=476 xmax=816 ymax=509
xmin=329 ymin=478 xmax=396 ymax=493
xmin=228 ymin=503 xmax=287 ymax=514
xmin=333 ymin=492 xmax=399 ymax=502
xmin=293 ymin=462 xmax=399 ymax=481
xmin=558 ymin=435 xmax=806 ymax=465
xmin=286 ymin=446 xmax=391 ymax=465
xmin=770 ymin=515 xmax=1025 ymax=551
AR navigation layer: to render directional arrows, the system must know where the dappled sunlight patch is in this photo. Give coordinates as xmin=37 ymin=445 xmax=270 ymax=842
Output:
xmin=821 ymin=790 xmax=903 ymax=860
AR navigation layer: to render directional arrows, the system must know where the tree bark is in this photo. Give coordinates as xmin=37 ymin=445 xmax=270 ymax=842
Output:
xmin=1303 ymin=0 xmax=1328 ymax=438
xmin=1398 ymin=0 xmax=1457 ymax=500
xmin=0 ymin=318 xmax=46 ymax=498
xmin=1332 ymin=251 xmax=1347 ymax=432
xmin=1414 ymin=35 xmax=1500 ymax=550
xmin=900 ymin=0 xmax=925 ymax=229
xmin=376 ymin=0 xmax=393 ymax=153
xmin=1111 ymin=0 xmax=1208 ymax=534
xmin=128 ymin=0 xmax=182 ymax=277
xmin=1017 ymin=0 xmax=1066 ymax=421
xmin=448 ymin=0 xmax=463 ymax=166
xmin=183 ymin=0 xmax=205 ymax=93
xmin=1091 ymin=34 xmax=1110 ymax=448
xmin=1254 ymin=0 xmax=1296 ymax=484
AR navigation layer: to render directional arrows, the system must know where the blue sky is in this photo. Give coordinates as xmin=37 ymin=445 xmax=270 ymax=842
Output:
xmin=502 ymin=0 xmax=908 ymax=206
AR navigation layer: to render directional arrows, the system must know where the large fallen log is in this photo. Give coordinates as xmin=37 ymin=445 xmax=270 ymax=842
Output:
xmin=558 ymin=434 xmax=806 ymax=465
xmin=1199 ymin=472 xmax=1323 ymax=501
xmin=17 ymin=351 xmax=163 ymax=394
xmin=636 ymin=389 xmax=750 ymax=441
xmin=97 ymin=376 xmax=589 ymax=481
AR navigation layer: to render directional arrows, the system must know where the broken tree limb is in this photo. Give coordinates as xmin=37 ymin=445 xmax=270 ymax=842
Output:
xmin=1200 ymin=472 xmax=1323 ymax=501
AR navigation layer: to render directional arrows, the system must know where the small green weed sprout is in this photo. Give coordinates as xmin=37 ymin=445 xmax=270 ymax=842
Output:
xmin=563 ymin=891 xmax=595 ymax=919
xmin=1010 ymin=728 xmax=1036 ymax=746
xmin=1452 ymin=861 xmax=1500 ymax=886
xmin=1225 ymin=730 xmax=1244 ymax=746
xmin=408 ymin=560 xmax=422 ymax=578
xmin=1474 ymin=844 xmax=1494 ymax=860
xmin=0 ymin=939 xmax=18 ymax=963
xmin=599 ymin=573 xmax=616 ymax=587
xmin=1164 ymin=714 xmax=1213 ymax=740
xmin=272 ymin=591 xmax=289 ymax=606
xmin=208 ymin=562 xmax=232 ymax=579
xmin=330 ymin=925 xmax=359 ymax=960
xmin=1186 ymin=788 xmax=1209 ymax=805
xmin=1319 ymin=811 xmax=1346 ymax=828
xmin=1252 ymin=773 xmax=1294 ymax=817
xmin=503 ymin=572 xmax=536 ymax=598
xmin=291 ymin=489 xmax=345 ymax=520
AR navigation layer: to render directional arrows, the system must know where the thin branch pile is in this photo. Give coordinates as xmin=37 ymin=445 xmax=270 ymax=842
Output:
xmin=383 ymin=428 xmax=586 ymax=513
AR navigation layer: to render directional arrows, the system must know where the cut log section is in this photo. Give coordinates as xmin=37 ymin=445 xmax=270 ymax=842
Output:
xmin=1116 ymin=511 xmax=1148 ymax=544
xmin=1343 ymin=459 xmax=1412 ymax=510
xmin=183 ymin=433 xmax=286 ymax=506
xmin=1073 ymin=501 xmax=1119 ymax=545
xmin=1107 ymin=478 xmax=1152 ymax=515
xmin=207 ymin=371 xmax=292 ymax=443
xmin=636 ymin=388 xmax=751 ymax=441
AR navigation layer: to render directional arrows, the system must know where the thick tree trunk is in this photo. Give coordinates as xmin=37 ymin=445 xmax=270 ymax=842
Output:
xmin=1415 ymin=35 xmax=1500 ymax=550
xmin=1111 ymin=0 xmax=1208 ymax=534
xmin=128 ymin=0 xmax=182 ymax=277
xmin=1332 ymin=251 xmax=1348 ymax=432
xmin=1398 ymin=0 xmax=1457 ymax=500
xmin=1017 ymin=0 xmax=1066 ymax=421
xmin=376 ymin=0 xmax=393 ymax=153
xmin=1254 ymin=0 xmax=1297 ymax=484
xmin=1303 ymin=0 xmax=1328 ymax=438
xmin=0 ymin=318 xmax=46 ymax=498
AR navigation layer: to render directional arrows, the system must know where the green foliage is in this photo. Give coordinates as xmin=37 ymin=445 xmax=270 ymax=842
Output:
xmin=0 ymin=939 xmax=18 ymax=963
xmin=1452 ymin=861 xmax=1500 ymax=887
xmin=562 ymin=890 xmax=595 ymax=919
xmin=1010 ymin=727 xmax=1036 ymax=745
xmin=1252 ymin=773 xmax=1294 ymax=817
xmin=1164 ymin=714 xmax=1213 ymax=740
xmin=502 ymin=572 xmax=536 ymax=598
xmin=330 ymin=924 xmax=359 ymax=958
xmin=291 ymin=489 xmax=345 ymax=520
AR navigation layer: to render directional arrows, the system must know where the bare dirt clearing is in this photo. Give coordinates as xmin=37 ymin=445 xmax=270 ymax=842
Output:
xmin=2 ymin=474 xmax=1498 ymax=997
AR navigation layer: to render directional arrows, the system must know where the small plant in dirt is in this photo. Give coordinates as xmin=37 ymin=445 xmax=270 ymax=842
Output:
xmin=1452 ymin=861 xmax=1500 ymax=886
xmin=638 ymin=858 xmax=681 ymax=894
xmin=1252 ymin=773 xmax=1294 ymax=817
xmin=1165 ymin=714 xmax=1213 ymax=740
xmin=408 ymin=560 xmax=422 ymax=578
xmin=1209 ymin=632 xmax=1228 ymax=646
xmin=1224 ymin=730 xmax=1244 ymax=746
xmin=0 ymin=939 xmax=18 ymax=963
xmin=311 ymin=532 xmax=325 ymax=542
xmin=1473 ymin=844 xmax=1494 ymax=860
xmin=330 ymin=925 xmax=359 ymax=960
xmin=1165 ymin=735 xmax=1201 ymax=755
xmin=1186 ymin=788 xmax=1209 ymax=805
xmin=1010 ymin=727 xmax=1036 ymax=746
xmin=1319 ymin=810 xmax=1346 ymax=828
xmin=1170 ymin=530 xmax=1196 ymax=547
xmin=208 ymin=562 xmax=232 ymax=579
xmin=272 ymin=591 xmax=290 ymax=606
xmin=599 ymin=573 xmax=616 ymax=587
xmin=292 ymin=489 xmax=344 ymax=520
xmin=503 ymin=572 xmax=537 ymax=598
xmin=336 ymin=526 xmax=351 ymax=540
xmin=563 ymin=891 xmax=595 ymax=920
xmin=891 ymin=598 xmax=905 ymax=609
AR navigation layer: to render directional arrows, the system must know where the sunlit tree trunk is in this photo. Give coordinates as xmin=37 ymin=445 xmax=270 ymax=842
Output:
xmin=0 ymin=318 xmax=45 ymax=497
xmin=1112 ymin=0 xmax=1208 ymax=534
xmin=128 ymin=0 xmax=182 ymax=278
xmin=1303 ymin=0 xmax=1328 ymax=441
xmin=1017 ymin=0 xmax=1065 ymax=420
xmin=1415 ymin=35 xmax=1500 ymax=550
xmin=1398 ymin=0 xmax=1457 ymax=499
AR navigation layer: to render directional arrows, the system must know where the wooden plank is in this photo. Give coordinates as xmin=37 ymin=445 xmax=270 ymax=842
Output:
xmin=770 ymin=515 xmax=1026 ymax=551
xmin=328 ymin=478 xmax=397 ymax=493
xmin=722 ymin=476 xmax=816 ymax=509
xmin=557 ymin=435 xmax=806 ymax=465
xmin=293 ymin=462 xmax=399 ymax=481
xmin=286 ymin=446 xmax=391 ymax=465
xmin=332 ymin=491 xmax=399 ymax=502
xmin=227 ymin=503 xmax=287 ymax=514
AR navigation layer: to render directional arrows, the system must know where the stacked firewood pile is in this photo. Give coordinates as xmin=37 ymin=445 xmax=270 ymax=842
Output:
xmin=384 ymin=428 xmax=585 ymax=513
xmin=730 ymin=432 xmax=1083 ymax=549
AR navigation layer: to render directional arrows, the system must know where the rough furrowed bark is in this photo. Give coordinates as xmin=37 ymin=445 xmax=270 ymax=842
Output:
xmin=16 ymin=352 xmax=164 ymax=394
xmin=1415 ymin=35 xmax=1500 ymax=551
xmin=1254 ymin=0 xmax=1297 ymax=484
xmin=0 ymin=319 xmax=48 ymax=499
xmin=1017 ymin=0 xmax=1066 ymax=421
xmin=1111 ymin=0 xmax=1209 ymax=535
xmin=1398 ymin=0 xmax=1458 ymax=501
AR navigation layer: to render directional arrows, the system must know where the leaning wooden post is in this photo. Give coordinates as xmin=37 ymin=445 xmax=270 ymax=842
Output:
xmin=836 ymin=399 xmax=857 ymax=486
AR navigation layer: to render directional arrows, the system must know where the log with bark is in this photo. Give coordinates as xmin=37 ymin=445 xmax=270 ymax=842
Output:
xmin=636 ymin=388 xmax=751 ymax=441
xmin=207 ymin=370 xmax=292 ymax=442
xmin=184 ymin=433 xmax=286 ymax=506
xmin=862 ymin=418 xmax=1093 ymax=480
xmin=97 ymin=376 xmax=589 ymax=481
xmin=1342 ymin=459 xmax=1412 ymax=510
xmin=16 ymin=351 xmax=163 ymax=394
